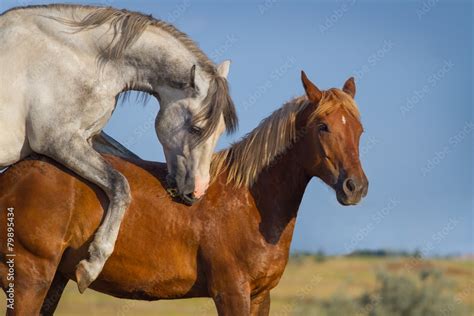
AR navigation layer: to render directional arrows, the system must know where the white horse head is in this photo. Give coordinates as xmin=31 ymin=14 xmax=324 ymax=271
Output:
xmin=155 ymin=61 xmax=237 ymax=204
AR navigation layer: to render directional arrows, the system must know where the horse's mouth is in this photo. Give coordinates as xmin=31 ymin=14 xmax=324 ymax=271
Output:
xmin=166 ymin=174 xmax=201 ymax=206
xmin=336 ymin=190 xmax=362 ymax=206
xmin=181 ymin=193 xmax=199 ymax=206
xmin=166 ymin=187 xmax=199 ymax=206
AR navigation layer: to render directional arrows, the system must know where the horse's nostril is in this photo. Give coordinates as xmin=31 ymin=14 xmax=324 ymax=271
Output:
xmin=343 ymin=178 xmax=356 ymax=194
xmin=347 ymin=179 xmax=356 ymax=192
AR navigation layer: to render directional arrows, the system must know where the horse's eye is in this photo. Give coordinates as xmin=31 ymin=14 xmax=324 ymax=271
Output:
xmin=189 ymin=125 xmax=203 ymax=136
xmin=318 ymin=123 xmax=329 ymax=133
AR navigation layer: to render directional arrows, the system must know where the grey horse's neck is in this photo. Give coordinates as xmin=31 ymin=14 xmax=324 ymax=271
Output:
xmin=33 ymin=4 xmax=214 ymax=98
xmin=105 ymin=30 xmax=206 ymax=100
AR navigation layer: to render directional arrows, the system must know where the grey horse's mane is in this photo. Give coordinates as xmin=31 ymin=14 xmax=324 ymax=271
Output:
xmin=4 ymin=4 xmax=238 ymax=139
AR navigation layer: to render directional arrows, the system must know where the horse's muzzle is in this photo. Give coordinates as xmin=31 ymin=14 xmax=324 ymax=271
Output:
xmin=166 ymin=174 xmax=202 ymax=205
xmin=336 ymin=176 xmax=368 ymax=206
xmin=181 ymin=192 xmax=199 ymax=206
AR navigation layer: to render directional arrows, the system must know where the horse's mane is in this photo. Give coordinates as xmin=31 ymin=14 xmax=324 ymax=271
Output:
xmin=4 ymin=4 xmax=238 ymax=138
xmin=212 ymin=89 xmax=360 ymax=187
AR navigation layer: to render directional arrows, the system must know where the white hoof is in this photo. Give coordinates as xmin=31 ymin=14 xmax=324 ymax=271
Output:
xmin=75 ymin=259 xmax=103 ymax=293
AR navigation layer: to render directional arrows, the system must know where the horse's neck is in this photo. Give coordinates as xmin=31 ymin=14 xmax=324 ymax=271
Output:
xmin=250 ymin=141 xmax=311 ymax=246
xmin=55 ymin=7 xmax=203 ymax=96
xmin=118 ymin=27 xmax=204 ymax=96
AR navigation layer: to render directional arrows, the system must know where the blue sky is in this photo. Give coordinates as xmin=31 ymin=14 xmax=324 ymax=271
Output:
xmin=2 ymin=0 xmax=472 ymax=256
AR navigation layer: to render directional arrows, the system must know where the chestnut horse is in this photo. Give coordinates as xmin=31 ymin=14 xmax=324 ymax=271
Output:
xmin=0 ymin=72 xmax=368 ymax=315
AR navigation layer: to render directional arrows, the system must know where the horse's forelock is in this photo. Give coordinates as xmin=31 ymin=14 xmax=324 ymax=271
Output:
xmin=214 ymin=76 xmax=238 ymax=134
xmin=308 ymin=89 xmax=361 ymax=125
xmin=191 ymin=76 xmax=238 ymax=145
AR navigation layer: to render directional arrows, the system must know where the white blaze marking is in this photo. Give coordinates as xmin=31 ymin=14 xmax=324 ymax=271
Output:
xmin=342 ymin=115 xmax=346 ymax=125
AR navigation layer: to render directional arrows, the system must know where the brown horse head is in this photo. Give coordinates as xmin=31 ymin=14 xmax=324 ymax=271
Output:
xmin=299 ymin=71 xmax=368 ymax=205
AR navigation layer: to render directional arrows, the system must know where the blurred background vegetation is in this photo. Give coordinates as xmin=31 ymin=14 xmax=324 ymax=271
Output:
xmin=2 ymin=251 xmax=472 ymax=315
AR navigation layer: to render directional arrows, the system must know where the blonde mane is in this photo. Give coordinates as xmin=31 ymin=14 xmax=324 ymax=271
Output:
xmin=211 ymin=89 xmax=360 ymax=187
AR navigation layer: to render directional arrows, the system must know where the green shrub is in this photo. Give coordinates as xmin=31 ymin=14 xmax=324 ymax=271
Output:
xmin=319 ymin=268 xmax=467 ymax=316
xmin=324 ymin=294 xmax=360 ymax=316
xmin=365 ymin=269 xmax=467 ymax=316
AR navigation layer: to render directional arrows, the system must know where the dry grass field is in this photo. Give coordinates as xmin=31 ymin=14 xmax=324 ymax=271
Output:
xmin=2 ymin=256 xmax=473 ymax=315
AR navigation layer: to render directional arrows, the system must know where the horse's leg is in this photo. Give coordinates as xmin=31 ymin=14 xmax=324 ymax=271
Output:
xmin=0 ymin=125 xmax=31 ymax=168
xmin=35 ymin=134 xmax=131 ymax=293
xmin=40 ymin=271 xmax=69 ymax=315
xmin=213 ymin=291 xmax=251 ymax=316
xmin=209 ymin=272 xmax=251 ymax=316
xmin=6 ymin=285 xmax=46 ymax=316
xmin=5 ymin=256 xmax=59 ymax=316
xmin=250 ymin=292 xmax=270 ymax=316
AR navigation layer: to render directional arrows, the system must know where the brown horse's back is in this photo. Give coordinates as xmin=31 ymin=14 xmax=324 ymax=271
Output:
xmin=0 ymin=158 xmax=75 ymax=260
xmin=0 ymin=155 xmax=208 ymax=299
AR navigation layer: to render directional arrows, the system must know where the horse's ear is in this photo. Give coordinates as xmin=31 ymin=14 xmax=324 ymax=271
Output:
xmin=189 ymin=65 xmax=196 ymax=89
xmin=301 ymin=71 xmax=322 ymax=103
xmin=217 ymin=60 xmax=231 ymax=79
xmin=342 ymin=76 xmax=356 ymax=98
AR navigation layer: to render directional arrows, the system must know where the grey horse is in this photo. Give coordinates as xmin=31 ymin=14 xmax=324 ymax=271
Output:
xmin=0 ymin=4 xmax=237 ymax=292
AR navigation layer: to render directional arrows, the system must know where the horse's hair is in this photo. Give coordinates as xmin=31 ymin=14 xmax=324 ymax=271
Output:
xmin=193 ymin=76 xmax=238 ymax=144
xmin=212 ymin=89 xmax=360 ymax=187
